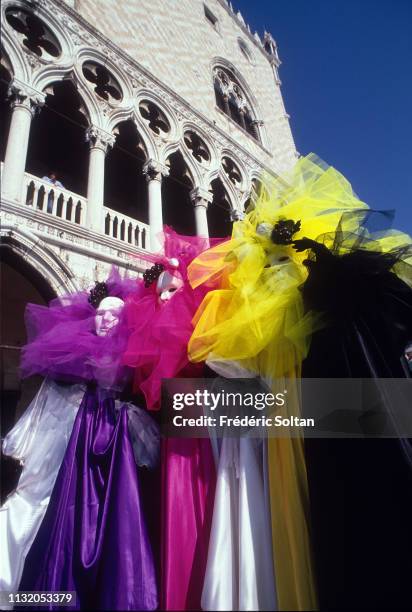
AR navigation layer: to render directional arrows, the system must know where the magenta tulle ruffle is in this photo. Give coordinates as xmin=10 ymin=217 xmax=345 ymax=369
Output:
xmin=20 ymin=268 xmax=142 ymax=389
xmin=123 ymin=227 xmax=226 ymax=409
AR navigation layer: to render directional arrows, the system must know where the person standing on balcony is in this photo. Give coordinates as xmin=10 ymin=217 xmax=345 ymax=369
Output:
xmin=41 ymin=171 xmax=64 ymax=213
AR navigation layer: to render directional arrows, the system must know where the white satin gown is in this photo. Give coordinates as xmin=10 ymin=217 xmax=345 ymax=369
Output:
xmin=201 ymin=360 xmax=277 ymax=611
xmin=0 ymin=379 xmax=83 ymax=594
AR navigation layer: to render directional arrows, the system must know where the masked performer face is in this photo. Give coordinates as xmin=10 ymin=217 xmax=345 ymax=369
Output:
xmin=152 ymin=257 xmax=184 ymax=304
xmin=95 ymin=296 xmax=125 ymax=336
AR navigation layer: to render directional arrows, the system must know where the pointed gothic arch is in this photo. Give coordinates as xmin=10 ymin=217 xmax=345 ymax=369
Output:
xmin=104 ymin=119 xmax=148 ymax=222
xmin=26 ymin=79 xmax=89 ymax=195
xmin=162 ymin=150 xmax=195 ymax=235
xmin=212 ymin=60 xmax=263 ymax=143
xmin=208 ymin=177 xmax=233 ymax=238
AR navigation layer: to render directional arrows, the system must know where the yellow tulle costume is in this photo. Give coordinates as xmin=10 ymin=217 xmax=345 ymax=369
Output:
xmin=187 ymin=154 xmax=384 ymax=611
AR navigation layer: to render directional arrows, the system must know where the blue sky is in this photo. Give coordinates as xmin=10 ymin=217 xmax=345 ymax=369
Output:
xmin=235 ymin=0 xmax=412 ymax=233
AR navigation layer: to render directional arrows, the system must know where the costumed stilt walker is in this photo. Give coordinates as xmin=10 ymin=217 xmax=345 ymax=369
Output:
xmin=292 ymin=207 xmax=412 ymax=608
xmin=122 ymin=227 xmax=221 ymax=611
xmin=17 ymin=270 xmax=159 ymax=611
xmin=187 ymin=154 xmax=386 ymax=610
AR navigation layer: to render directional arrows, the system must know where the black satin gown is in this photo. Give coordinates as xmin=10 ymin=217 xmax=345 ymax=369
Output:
xmin=299 ymin=241 xmax=412 ymax=609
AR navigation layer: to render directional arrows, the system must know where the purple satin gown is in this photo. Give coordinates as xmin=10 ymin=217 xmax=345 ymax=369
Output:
xmin=19 ymin=386 xmax=158 ymax=610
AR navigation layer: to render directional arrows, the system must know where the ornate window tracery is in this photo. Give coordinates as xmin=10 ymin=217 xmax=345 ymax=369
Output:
xmin=5 ymin=7 xmax=61 ymax=59
xmin=82 ymin=61 xmax=122 ymax=103
xmin=222 ymin=156 xmax=242 ymax=187
xmin=138 ymin=100 xmax=170 ymax=135
xmin=213 ymin=66 xmax=261 ymax=142
xmin=183 ymin=130 xmax=210 ymax=165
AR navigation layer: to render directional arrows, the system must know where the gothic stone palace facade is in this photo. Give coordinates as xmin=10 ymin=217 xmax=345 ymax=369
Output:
xmin=0 ymin=0 xmax=297 ymax=397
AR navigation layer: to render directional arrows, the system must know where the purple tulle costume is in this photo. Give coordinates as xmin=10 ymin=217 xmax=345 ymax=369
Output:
xmin=18 ymin=269 xmax=158 ymax=610
xmin=20 ymin=268 xmax=144 ymax=390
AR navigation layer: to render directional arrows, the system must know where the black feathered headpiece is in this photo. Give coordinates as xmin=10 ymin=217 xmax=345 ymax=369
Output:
xmin=88 ymin=281 xmax=110 ymax=309
xmin=271 ymin=219 xmax=301 ymax=245
xmin=143 ymin=263 xmax=165 ymax=288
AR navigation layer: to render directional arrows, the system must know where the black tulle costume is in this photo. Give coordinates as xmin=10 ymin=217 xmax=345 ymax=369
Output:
xmin=295 ymin=214 xmax=412 ymax=609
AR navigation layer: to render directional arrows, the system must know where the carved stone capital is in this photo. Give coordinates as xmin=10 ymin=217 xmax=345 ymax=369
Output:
xmin=85 ymin=126 xmax=116 ymax=152
xmin=230 ymin=209 xmax=245 ymax=222
xmin=190 ymin=187 xmax=213 ymax=208
xmin=142 ymin=159 xmax=169 ymax=182
xmin=8 ymin=79 xmax=45 ymax=116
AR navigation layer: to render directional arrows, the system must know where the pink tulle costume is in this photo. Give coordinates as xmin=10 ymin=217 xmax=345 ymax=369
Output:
xmin=123 ymin=227 xmax=225 ymax=611
xmin=123 ymin=226 xmax=224 ymax=409
xmin=21 ymin=268 xmax=143 ymax=390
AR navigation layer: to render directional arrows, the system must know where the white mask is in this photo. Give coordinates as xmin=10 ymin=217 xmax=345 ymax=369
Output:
xmin=156 ymin=270 xmax=184 ymax=303
xmin=95 ymin=296 xmax=125 ymax=337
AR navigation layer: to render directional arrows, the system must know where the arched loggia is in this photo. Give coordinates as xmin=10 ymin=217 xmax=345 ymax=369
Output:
xmin=26 ymin=80 xmax=89 ymax=195
xmin=104 ymin=120 xmax=148 ymax=222
xmin=0 ymin=60 xmax=13 ymax=162
xmin=162 ymin=151 xmax=195 ymax=235
xmin=208 ymin=177 xmax=233 ymax=238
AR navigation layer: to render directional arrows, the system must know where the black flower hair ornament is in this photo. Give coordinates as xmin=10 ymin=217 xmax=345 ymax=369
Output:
xmin=143 ymin=263 xmax=165 ymax=288
xmin=271 ymin=219 xmax=301 ymax=245
xmin=88 ymin=281 xmax=110 ymax=309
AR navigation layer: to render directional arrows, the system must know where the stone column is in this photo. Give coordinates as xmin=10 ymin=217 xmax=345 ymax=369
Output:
xmin=143 ymin=159 xmax=169 ymax=253
xmin=239 ymin=108 xmax=247 ymax=131
xmin=1 ymin=83 xmax=44 ymax=202
xmin=190 ymin=187 xmax=212 ymax=238
xmin=223 ymin=94 xmax=231 ymax=117
xmin=85 ymin=126 xmax=115 ymax=233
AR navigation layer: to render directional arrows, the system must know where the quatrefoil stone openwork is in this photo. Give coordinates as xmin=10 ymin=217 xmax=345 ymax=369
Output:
xmin=222 ymin=156 xmax=242 ymax=186
xmin=6 ymin=7 xmax=61 ymax=58
xmin=138 ymin=100 xmax=170 ymax=136
xmin=183 ymin=131 xmax=210 ymax=164
xmin=82 ymin=61 xmax=123 ymax=103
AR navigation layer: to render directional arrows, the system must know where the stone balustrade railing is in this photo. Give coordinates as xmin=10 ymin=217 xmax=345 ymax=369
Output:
xmin=1 ymin=166 xmax=151 ymax=250
xmin=103 ymin=206 xmax=149 ymax=250
xmin=22 ymin=171 xmax=86 ymax=226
